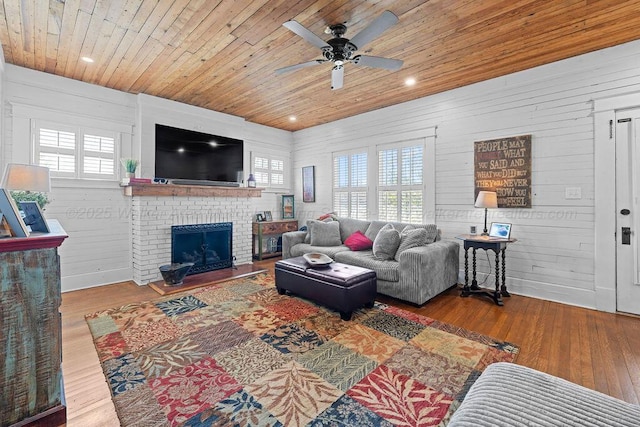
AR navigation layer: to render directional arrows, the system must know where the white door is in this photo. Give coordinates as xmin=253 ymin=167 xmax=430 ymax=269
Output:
xmin=615 ymin=108 xmax=640 ymax=315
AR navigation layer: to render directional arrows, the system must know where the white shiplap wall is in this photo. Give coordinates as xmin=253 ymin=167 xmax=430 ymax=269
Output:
xmin=292 ymin=39 xmax=640 ymax=310
xmin=3 ymin=65 xmax=137 ymax=291
xmin=2 ymin=66 xmax=292 ymax=292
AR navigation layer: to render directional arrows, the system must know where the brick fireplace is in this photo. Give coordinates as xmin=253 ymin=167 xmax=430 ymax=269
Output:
xmin=126 ymin=184 xmax=261 ymax=285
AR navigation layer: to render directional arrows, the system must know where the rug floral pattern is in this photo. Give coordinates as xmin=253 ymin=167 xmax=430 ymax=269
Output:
xmin=86 ymin=273 xmax=519 ymax=426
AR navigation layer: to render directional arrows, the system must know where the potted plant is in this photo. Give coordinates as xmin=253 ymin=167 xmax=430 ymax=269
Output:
xmin=121 ymin=158 xmax=139 ymax=178
xmin=10 ymin=190 xmax=50 ymax=209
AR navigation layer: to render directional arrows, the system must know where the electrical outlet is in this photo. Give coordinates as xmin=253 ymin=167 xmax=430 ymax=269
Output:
xmin=565 ymin=187 xmax=582 ymax=200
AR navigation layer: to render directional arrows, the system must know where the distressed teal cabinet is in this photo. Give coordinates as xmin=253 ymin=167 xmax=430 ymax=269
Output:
xmin=0 ymin=220 xmax=68 ymax=426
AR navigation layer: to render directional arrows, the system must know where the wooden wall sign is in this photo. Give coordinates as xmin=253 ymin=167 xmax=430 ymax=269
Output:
xmin=474 ymin=134 xmax=532 ymax=208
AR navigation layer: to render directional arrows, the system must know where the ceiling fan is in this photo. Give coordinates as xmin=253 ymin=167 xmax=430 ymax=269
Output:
xmin=276 ymin=10 xmax=404 ymax=90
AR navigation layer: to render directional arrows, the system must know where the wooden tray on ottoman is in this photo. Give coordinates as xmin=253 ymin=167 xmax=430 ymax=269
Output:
xmin=275 ymin=256 xmax=377 ymax=320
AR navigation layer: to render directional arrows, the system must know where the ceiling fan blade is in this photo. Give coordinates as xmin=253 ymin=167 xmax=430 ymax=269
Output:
xmin=331 ymin=65 xmax=344 ymax=90
xmin=283 ymin=20 xmax=332 ymax=50
xmin=349 ymin=10 xmax=399 ymax=50
xmin=352 ymin=55 xmax=403 ymax=70
xmin=275 ymin=59 xmax=326 ymax=75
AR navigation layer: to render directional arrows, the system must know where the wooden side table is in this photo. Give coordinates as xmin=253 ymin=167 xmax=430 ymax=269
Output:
xmin=456 ymin=235 xmax=517 ymax=306
xmin=252 ymin=219 xmax=298 ymax=260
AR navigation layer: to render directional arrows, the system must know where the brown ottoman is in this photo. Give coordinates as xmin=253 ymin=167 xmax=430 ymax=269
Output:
xmin=275 ymin=256 xmax=377 ymax=320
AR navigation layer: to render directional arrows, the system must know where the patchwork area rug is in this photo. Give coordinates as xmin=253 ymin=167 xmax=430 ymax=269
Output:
xmin=86 ymin=273 xmax=519 ymax=426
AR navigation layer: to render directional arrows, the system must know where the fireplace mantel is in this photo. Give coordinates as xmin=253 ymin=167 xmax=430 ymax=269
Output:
xmin=123 ymin=183 xmax=262 ymax=197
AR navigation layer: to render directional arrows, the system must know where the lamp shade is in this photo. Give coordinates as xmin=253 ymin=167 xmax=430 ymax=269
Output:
xmin=475 ymin=191 xmax=498 ymax=209
xmin=1 ymin=163 xmax=51 ymax=192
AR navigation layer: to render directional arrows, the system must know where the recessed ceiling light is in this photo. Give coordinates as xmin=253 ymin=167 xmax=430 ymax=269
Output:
xmin=289 ymin=116 xmax=297 ymax=122
xmin=177 ymin=147 xmax=185 ymax=153
xmin=405 ymin=77 xmax=416 ymax=86
xmin=209 ymin=141 xmax=218 ymax=147
xmin=81 ymin=56 xmax=94 ymax=63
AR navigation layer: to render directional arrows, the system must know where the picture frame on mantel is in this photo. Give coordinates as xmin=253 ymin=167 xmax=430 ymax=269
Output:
xmin=282 ymin=195 xmax=295 ymax=219
xmin=302 ymin=166 xmax=315 ymax=203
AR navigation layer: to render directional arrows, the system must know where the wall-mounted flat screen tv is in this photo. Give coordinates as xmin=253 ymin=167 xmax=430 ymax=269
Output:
xmin=155 ymin=124 xmax=243 ymax=184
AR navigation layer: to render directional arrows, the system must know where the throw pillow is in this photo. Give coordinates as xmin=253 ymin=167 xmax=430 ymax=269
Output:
xmin=372 ymin=223 xmax=401 ymax=260
xmin=309 ymin=220 xmax=342 ymax=246
xmin=344 ymin=230 xmax=374 ymax=251
xmin=304 ymin=217 xmax=334 ymax=243
xmin=394 ymin=226 xmax=429 ymax=261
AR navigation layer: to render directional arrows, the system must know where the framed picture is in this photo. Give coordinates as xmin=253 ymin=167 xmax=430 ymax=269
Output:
xmin=0 ymin=188 xmax=29 ymax=237
xmin=19 ymin=201 xmax=50 ymax=233
xmin=282 ymin=195 xmax=295 ymax=219
xmin=302 ymin=166 xmax=315 ymax=203
xmin=264 ymin=210 xmax=273 ymax=221
xmin=256 ymin=213 xmax=265 ymax=222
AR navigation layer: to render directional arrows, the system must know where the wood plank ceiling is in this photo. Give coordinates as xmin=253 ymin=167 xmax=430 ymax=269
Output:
xmin=1 ymin=1 xmax=640 ymax=131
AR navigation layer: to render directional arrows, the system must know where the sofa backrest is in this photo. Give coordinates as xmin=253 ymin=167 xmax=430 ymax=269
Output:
xmin=335 ymin=216 xmax=371 ymax=242
xmin=364 ymin=220 xmax=440 ymax=243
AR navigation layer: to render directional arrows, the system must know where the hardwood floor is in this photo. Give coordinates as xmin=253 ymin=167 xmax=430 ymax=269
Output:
xmin=60 ymin=260 xmax=640 ymax=425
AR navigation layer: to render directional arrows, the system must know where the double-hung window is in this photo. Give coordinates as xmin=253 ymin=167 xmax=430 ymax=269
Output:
xmin=35 ymin=120 xmax=118 ymax=180
xmin=378 ymin=142 xmax=424 ymax=223
xmin=333 ymin=151 xmax=367 ymax=220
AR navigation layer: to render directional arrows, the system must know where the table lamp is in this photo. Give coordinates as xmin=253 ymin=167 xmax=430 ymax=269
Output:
xmin=474 ymin=191 xmax=498 ymax=235
xmin=2 ymin=163 xmax=51 ymax=192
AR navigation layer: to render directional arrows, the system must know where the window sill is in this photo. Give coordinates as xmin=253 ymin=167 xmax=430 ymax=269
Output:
xmin=51 ymin=178 xmax=121 ymax=190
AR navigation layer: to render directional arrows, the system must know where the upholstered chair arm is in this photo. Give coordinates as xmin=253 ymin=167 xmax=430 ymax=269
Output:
xmin=396 ymin=240 xmax=460 ymax=305
xmin=281 ymin=231 xmax=307 ymax=259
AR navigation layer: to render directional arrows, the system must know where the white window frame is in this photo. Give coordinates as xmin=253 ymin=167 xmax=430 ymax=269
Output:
xmin=251 ymin=150 xmax=289 ymax=190
xmin=377 ymin=139 xmax=425 ymax=224
xmin=330 ymin=128 xmax=436 ymax=223
xmin=34 ymin=119 xmax=119 ymax=180
xmin=332 ymin=149 xmax=368 ymax=220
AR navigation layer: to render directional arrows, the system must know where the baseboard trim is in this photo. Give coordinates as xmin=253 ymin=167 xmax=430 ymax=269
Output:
xmin=61 ymin=267 xmax=133 ymax=292
xmin=457 ymin=269 xmax=598 ymax=310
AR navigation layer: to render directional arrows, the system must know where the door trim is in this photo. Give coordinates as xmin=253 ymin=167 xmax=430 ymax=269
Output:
xmin=593 ymin=92 xmax=640 ymax=312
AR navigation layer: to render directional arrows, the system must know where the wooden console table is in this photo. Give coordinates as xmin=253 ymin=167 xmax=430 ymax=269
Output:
xmin=456 ymin=235 xmax=517 ymax=306
xmin=0 ymin=220 xmax=68 ymax=426
xmin=252 ymin=220 xmax=298 ymax=260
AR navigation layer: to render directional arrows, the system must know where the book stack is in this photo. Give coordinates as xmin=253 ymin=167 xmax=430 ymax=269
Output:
xmin=120 ymin=177 xmax=153 ymax=186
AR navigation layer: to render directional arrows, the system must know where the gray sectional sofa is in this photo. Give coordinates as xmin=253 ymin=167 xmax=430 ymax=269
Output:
xmin=281 ymin=216 xmax=459 ymax=305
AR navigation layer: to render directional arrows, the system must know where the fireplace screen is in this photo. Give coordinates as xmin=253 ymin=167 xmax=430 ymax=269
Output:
xmin=171 ymin=222 xmax=232 ymax=275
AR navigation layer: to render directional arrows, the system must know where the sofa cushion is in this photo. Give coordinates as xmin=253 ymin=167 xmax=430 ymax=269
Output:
xmin=290 ymin=243 xmax=350 ymax=259
xmin=309 ymin=220 xmax=342 ymax=246
xmin=394 ymin=226 xmax=428 ymax=261
xmin=334 ymin=250 xmax=399 ymax=282
xmin=336 ymin=216 xmax=371 ymax=243
xmin=304 ymin=217 xmax=335 ymax=243
xmin=344 ymin=230 xmax=374 ymax=251
xmin=364 ymin=220 xmax=391 ymax=241
xmin=372 ymin=223 xmax=401 ymax=260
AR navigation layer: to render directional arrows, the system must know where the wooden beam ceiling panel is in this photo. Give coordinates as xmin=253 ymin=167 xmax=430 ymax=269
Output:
xmin=2 ymin=0 xmax=640 ymax=131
